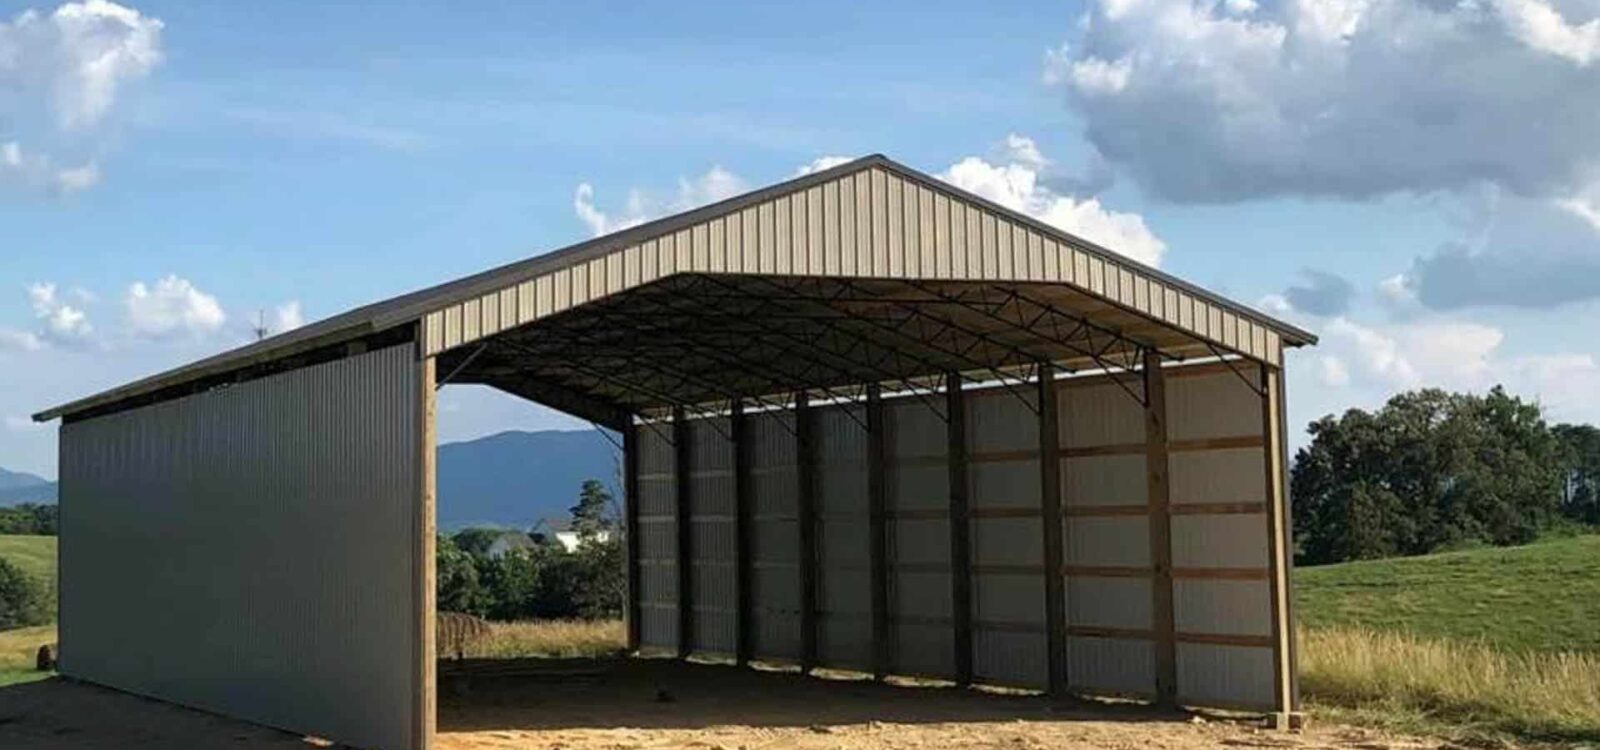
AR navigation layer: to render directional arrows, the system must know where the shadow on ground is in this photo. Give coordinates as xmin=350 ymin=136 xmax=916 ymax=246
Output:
xmin=0 ymin=677 xmax=312 ymax=750
xmin=438 ymin=656 xmax=1185 ymax=734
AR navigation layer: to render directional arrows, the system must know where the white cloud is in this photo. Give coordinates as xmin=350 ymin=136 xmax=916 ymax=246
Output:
xmin=573 ymin=166 xmax=749 ymax=237
xmin=1 ymin=1 xmax=164 ymax=129
xmin=27 ymin=281 xmax=91 ymax=340
xmin=1051 ymin=0 xmax=1600 ymax=202
xmin=1494 ymin=0 xmax=1600 ymax=65
xmin=939 ymin=143 xmax=1166 ymax=267
xmin=124 ymin=275 xmax=225 ymax=338
xmin=794 ymin=156 xmax=856 ymax=177
xmin=0 ymin=1 xmax=163 ymax=195
xmin=0 ymin=329 xmax=45 ymax=352
xmin=271 ymin=300 xmax=305 ymax=333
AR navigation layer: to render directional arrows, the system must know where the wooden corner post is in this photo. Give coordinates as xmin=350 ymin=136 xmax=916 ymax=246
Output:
xmin=1144 ymin=351 xmax=1177 ymax=706
xmin=415 ymin=353 xmax=437 ymax=750
xmin=1262 ymin=362 xmax=1302 ymax=725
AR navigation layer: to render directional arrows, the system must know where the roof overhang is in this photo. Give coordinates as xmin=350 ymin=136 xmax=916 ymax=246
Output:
xmin=36 ymin=154 xmax=1314 ymax=424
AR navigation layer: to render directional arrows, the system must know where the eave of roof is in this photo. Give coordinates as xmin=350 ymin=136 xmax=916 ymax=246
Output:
xmin=34 ymin=154 xmax=1315 ymax=423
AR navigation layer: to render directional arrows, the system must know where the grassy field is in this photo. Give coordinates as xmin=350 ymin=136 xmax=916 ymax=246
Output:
xmin=1297 ymin=534 xmax=1600 ymax=653
xmin=1297 ymin=535 xmax=1600 ymax=743
xmin=0 ymin=624 xmax=55 ymax=687
xmin=448 ymin=618 xmax=624 ymax=660
xmin=0 ymin=534 xmax=57 ymax=591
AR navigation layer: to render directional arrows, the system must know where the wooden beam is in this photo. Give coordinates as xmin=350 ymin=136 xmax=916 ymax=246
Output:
xmin=732 ymin=401 xmax=753 ymax=667
xmin=1037 ymin=362 xmax=1067 ymax=696
xmin=1144 ymin=351 xmax=1177 ymax=706
xmin=674 ymin=406 xmax=694 ymax=660
xmin=414 ymin=352 xmax=437 ymax=750
xmin=866 ymin=384 xmax=891 ymax=681
xmin=624 ymin=420 xmax=642 ymax=653
xmin=946 ymin=373 xmax=973 ymax=686
xmin=1262 ymin=363 xmax=1300 ymax=718
xmin=795 ymin=393 xmax=819 ymax=673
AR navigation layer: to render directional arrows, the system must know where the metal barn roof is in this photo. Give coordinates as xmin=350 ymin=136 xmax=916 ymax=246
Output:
xmin=35 ymin=154 xmax=1314 ymax=424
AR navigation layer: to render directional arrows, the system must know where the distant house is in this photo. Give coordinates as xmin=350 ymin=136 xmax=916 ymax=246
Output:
xmin=484 ymin=531 xmax=536 ymax=559
xmin=530 ymin=517 xmax=609 ymax=553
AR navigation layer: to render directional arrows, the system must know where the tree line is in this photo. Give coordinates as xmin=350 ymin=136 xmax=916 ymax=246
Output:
xmin=1292 ymin=386 xmax=1600 ymax=565
xmin=436 ymin=479 xmax=624 ymax=621
xmin=0 ymin=503 xmax=56 ymax=536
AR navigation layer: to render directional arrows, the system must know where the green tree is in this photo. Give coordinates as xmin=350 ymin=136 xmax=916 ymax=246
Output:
xmin=436 ymin=535 xmax=487 ymax=617
xmin=0 ymin=557 xmax=47 ymax=629
xmin=570 ymin=479 xmax=616 ymax=543
xmin=1554 ymin=423 xmax=1600 ymax=525
xmin=451 ymin=527 xmax=504 ymax=558
xmin=1292 ymin=386 xmax=1563 ymax=565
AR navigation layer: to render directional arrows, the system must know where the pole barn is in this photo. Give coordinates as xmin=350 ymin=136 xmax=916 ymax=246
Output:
xmin=35 ymin=155 xmax=1316 ymax=749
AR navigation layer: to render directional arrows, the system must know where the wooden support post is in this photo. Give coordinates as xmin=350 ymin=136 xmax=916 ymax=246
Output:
xmin=624 ymin=420 xmax=642 ymax=653
xmin=674 ymin=406 xmax=694 ymax=660
xmin=415 ymin=354 xmax=437 ymax=750
xmin=1144 ymin=351 xmax=1177 ymax=705
xmin=866 ymin=384 xmax=890 ymax=681
xmin=732 ymin=401 xmax=754 ymax=667
xmin=1262 ymin=363 xmax=1301 ymax=722
xmin=795 ymin=393 xmax=819 ymax=673
xmin=1037 ymin=362 xmax=1067 ymax=696
xmin=947 ymin=373 xmax=974 ymax=686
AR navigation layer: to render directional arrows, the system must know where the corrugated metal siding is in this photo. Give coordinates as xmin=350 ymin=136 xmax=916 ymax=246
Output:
xmin=748 ymin=410 xmax=801 ymax=660
xmin=636 ymin=423 xmax=679 ymax=650
xmin=1165 ymin=364 xmax=1278 ymax=710
xmin=813 ymin=404 xmax=872 ymax=670
xmin=58 ymin=345 xmax=420 ymax=750
xmin=966 ymin=388 xmax=1046 ymax=689
xmin=885 ymin=399 xmax=954 ymax=678
xmin=420 ymin=167 xmax=1280 ymax=366
xmin=688 ymin=418 xmax=737 ymax=656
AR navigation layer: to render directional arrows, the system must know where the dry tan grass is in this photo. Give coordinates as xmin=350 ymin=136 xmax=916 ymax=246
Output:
xmin=1299 ymin=626 xmax=1600 ymax=742
xmin=453 ymin=619 xmax=624 ymax=660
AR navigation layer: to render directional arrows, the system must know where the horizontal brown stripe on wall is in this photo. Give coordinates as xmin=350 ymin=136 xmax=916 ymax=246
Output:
xmin=1171 ymin=567 xmax=1270 ymax=580
xmin=968 ymin=450 xmax=1038 ymax=464
xmin=1061 ymin=435 xmax=1264 ymax=458
xmin=1169 ymin=502 xmax=1266 ymax=516
xmin=1066 ymin=626 xmax=1273 ymax=648
xmin=1064 ymin=504 xmax=1149 ymax=517
xmin=1062 ymin=565 xmax=1150 ymax=578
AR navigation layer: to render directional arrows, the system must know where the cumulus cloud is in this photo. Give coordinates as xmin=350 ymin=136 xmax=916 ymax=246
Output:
xmin=939 ymin=135 xmax=1166 ymax=266
xmin=0 ymin=329 xmax=45 ymax=352
xmin=27 ymin=282 xmax=91 ymax=341
xmin=124 ymin=275 xmax=225 ymax=338
xmin=0 ymin=1 xmax=162 ymax=195
xmin=1283 ymin=269 xmax=1356 ymax=317
xmin=1049 ymin=0 xmax=1600 ymax=203
xmin=271 ymin=300 xmax=305 ymax=333
xmin=574 ymin=166 xmax=749 ymax=237
xmin=794 ymin=156 xmax=856 ymax=177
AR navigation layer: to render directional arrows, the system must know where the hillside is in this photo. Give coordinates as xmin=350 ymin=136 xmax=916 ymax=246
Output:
xmin=437 ymin=429 xmax=618 ymax=530
xmin=0 ymin=468 xmax=55 ymax=506
xmin=1297 ymin=535 xmax=1600 ymax=653
xmin=0 ymin=535 xmax=56 ymax=588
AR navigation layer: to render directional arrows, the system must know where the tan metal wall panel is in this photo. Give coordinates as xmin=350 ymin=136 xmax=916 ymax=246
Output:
xmin=1063 ymin=454 xmax=1147 ymax=508
xmin=1171 ymin=513 xmax=1270 ymax=569
xmin=1167 ymin=371 xmax=1266 ymax=441
xmin=1169 ymin=448 xmax=1267 ymax=505
xmin=1060 ymin=381 xmax=1144 ymax=448
xmin=1066 ymin=516 xmax=1151 ymax=567
xmin=1067 ymin=576 xmax=1153 ymax=630
xmin=58 ymin=345 xmax=421 ymax=750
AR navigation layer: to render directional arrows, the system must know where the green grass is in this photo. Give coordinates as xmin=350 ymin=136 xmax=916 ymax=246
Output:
xmin=0 ymin=624 xmax=54 ymax=686
xmin=0 ymin=534 xmax=57 ymax=591
xmin=1297 ymin=534 xmax=1600 ymax=653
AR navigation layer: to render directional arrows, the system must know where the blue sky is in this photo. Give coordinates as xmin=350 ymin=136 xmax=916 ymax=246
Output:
xmin=6 ymin=0 xmax=1600 ymax=478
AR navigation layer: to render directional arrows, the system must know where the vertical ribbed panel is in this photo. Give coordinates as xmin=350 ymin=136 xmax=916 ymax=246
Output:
xmin=965 ymin=389 xmax=1046 ymax=689
xmin=636 ymin=423 xmax=679 ymax=650
xmin=688 ymin=418 xmax=737 ymax=655
xmin=58 ymin=345 xmax=420 ymax=750
xmin=416 ymin=162 xmax=1286 ymax=367
xmin=885 ymin=399 xmax=954 ymax=679
xmin=747 ymin=411 xmax=801 ymax=660
xmin=813 ymin=403 xmax=872 ymax=670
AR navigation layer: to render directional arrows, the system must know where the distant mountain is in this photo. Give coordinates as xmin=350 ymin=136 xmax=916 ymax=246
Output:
xmin=437 ymin=429 xmax=619 ymax=531
xmin=0 ymin=429 xmax=616 ymax=524
xmin=0 ymin=467 xmax=55 ymax=506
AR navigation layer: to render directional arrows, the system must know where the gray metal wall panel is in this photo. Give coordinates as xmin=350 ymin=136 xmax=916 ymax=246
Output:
xmin=1177 ymin=643 xmax=1276 ymax=709
xmin=1167 ymin=371 xmax=1264 ymax=441
xmin=1171 ymin=514 xmax=1270 ymax=569
xmin=58 ymin=345 xmax=420 ymax=750
xmin=636 ymin=426 xmax=678 ymax=650
xmin=1068 ymin=636 xmax=1155 ymax=696
xmin=974 ymin=630 xmax=1048 ymax=688
xmin=687 ymin=419 xmax=736 ymax=655
xmin=974 ymin=573 xmax=1045 ymax=625
xmin=1173 ymin=580 xmax=1271 ymax=636
xmin=1065 ymin=516 xmax=1150 ymax=567
xmin=1063 ymin=454 xmax=1147 ymax=507
xmin=970 ymin=460 xmax=1041 ymax=508
xmin=1061 ymin=382 xmax=1144 ymax=448
xmin=747 ymin=411 xmax=802 ymax=660
xmin=1067 ymin=576 xmax=1153 ymax=630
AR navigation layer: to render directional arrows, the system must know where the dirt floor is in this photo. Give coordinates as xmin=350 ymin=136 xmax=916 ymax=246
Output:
xmin=0 ymin=658 xmax=1487 ymax=750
